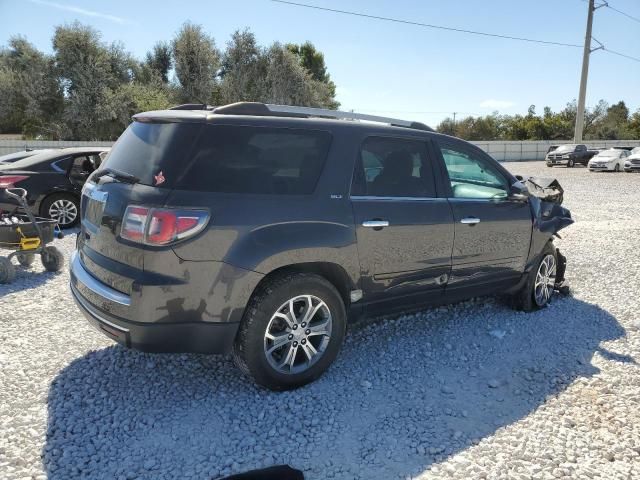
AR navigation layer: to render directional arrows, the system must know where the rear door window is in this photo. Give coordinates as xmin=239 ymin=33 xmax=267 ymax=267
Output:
xmin=351 ymin=136 xmax=437 ymax=198
xmin=177 ymin=125 xmax=332 ymax=195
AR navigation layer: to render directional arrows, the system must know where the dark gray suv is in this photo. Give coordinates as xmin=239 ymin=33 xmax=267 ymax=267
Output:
xmin=70 ymin=102 xmax=573 ymax=390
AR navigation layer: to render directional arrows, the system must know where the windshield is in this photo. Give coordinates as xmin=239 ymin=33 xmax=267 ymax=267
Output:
xmin=0 ymin=151 xmax=59 ymax=170
xmin=100 ymin=121 xmax=203 ymax=187
xmin=631 ymin=147 xmax=640 ymax=155
xmin=598 ymin=150 xmax=619 ymax=158
xmin=554 ymin=144 xmax=576 ymax=153
xmin=0 ymin=150 xmax=45 ymax=163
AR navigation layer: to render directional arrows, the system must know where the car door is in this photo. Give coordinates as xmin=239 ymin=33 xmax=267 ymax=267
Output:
xmin=350 ymin=135 xmax=454 ymax=314
xmin=433 ymin=139 xmax=533 ymax=301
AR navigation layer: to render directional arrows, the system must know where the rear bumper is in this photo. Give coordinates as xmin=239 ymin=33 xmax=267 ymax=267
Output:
xmin=69 ymin=251 xmax=257 ymax=354
xmin=71 ymin=283 xmax=239 ymax=353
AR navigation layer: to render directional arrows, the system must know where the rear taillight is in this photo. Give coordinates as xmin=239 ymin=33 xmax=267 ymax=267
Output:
xmin=121 ymin=206 xmax=209 ymax=246
xmin=0 ymin=175 xmax=29 ymax=188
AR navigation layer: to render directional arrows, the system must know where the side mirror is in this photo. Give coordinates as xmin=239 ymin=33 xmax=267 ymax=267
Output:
xmin=508 ymin=192 xmax=529 ymax=202
xmin=508 ymin=181 xmax=529 ymax=202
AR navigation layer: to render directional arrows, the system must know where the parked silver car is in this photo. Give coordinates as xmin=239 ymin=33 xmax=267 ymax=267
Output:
xmin=588 ymin=148 xmax=629 ymax=172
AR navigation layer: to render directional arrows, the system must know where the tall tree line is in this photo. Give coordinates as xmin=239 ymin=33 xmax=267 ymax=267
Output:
xmin=0 ymin=22 xmax=339 ymax=140
xmin=437 ymin=101 xmax=640 ymax=141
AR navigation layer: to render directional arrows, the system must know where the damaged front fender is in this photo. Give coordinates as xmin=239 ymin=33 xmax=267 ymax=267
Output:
xmin=518 ymin=176 xmax=575 ymax=235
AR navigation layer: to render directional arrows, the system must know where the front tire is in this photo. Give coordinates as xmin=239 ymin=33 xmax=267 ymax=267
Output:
xmin=567 ymin=159 xmax=575 ymax=168
xmin=233 ymin=273 xmax=347 ymax=391
xmin=614 ymin=164 xmax=620 ymax=172
xmin=41 ymin=193 xmax=79 ymax=228
xmin=511 ymin=243 xmax=557 ymax=312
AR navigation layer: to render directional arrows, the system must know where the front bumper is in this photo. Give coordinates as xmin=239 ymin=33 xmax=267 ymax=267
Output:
xmin=624 ymin=164 xmax=640 ymax=172
xmin=546 ymin=159 xmax=569 ymax=166
xmin=589 ymin=164 xmax=614 ymax=171
xmin=69 ymin=251 xmax=261 ymax=354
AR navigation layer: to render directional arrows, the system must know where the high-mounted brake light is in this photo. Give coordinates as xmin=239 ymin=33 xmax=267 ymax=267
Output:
xmin=121 ymin=205 xmax=209 ymax=246
xmin=0 ymin=175 xmax=29 ymax=188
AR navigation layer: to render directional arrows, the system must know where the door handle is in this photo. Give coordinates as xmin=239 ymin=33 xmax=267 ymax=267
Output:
xmin=362 ymin=220 xmax=389 ymax=228
xmin=460 ymin=217 xmax=480 ymax=225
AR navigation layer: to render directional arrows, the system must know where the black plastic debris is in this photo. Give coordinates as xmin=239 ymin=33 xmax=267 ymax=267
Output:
xmin=216 ymin=465 xmax=304 ymax=480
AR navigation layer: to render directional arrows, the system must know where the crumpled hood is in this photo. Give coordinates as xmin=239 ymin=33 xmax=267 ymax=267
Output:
xmin=523 ymin=177 xmax=565 ymax=204
xmin=522 ymin=176 xmax=574 ymax=234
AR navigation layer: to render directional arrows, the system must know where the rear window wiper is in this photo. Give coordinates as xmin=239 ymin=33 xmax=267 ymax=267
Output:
xmin=94 ymin=168 xmax=140 ymax=184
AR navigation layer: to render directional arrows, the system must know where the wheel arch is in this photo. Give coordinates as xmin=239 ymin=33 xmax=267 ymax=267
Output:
xmin=249 ymin=261 xmax=356 ymax=310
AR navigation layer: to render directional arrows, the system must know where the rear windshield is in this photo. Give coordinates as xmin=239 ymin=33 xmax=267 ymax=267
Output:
xmin=176 ymin=125 xmax=332 ymax=194
xmin=102 ymin=122 xmax=332 ymax=194
xmin=101 ymin=121 xmax=203 ymax=187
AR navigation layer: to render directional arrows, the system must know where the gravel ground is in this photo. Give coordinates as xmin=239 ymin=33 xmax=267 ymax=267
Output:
xmin=1 ymin=162 xmax=639 ymax=480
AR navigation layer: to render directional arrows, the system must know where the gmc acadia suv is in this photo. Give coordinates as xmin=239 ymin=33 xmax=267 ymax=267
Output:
xmin=70 ymin=102 xmax=573 ymax=390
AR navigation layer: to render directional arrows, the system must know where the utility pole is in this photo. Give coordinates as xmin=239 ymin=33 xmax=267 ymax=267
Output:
xmin=574 ymin=0 xmax=605 ymax=142
xmin=452 ymin=112 xmax=457 ymax=135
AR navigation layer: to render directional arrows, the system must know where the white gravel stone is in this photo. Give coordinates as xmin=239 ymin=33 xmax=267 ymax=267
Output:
xmin=1 ymin=162 xmax=640 ymax=480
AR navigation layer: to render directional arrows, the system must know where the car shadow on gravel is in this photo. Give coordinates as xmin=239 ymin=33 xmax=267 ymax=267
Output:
xmin=43 ymin=296 xmax=630 ymax=480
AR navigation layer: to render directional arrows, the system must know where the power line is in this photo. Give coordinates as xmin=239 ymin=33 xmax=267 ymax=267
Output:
xmin=604 ymin=47 xmax=640 ymax=63
xmin=272 ymin=0 xmax=640 ymax=65
xmin=607 ymin=3 xmax=640 ymax=24
xmin=269 ymin=0 xmax=582 ymax=48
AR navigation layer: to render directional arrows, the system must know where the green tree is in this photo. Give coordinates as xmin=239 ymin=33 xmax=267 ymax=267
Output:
xmin=219 ymin=29 xmax=264 ymax=103
xmin=287 ymin=41 xmax=339 ymax=109
xmin=145 ymin=41 xmax=172 ymax=84
xmin=0 ymin=36 xmax=63 ymax=137
xmin=172 ymin=22 xmax=220 ymax=103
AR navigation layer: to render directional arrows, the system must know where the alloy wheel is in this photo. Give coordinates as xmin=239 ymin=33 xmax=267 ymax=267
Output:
xmin=49 ymin=199 xmax=77 ymax=226
xmin=534 ymin=254 xmax=556 ymax=307
xmin=264 ymin=295 xmax=332 ymax=375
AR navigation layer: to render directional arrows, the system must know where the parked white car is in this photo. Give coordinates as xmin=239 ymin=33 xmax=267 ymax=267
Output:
xmin=624 ymin=147 xmax=640 ymax=173
xmin=588 ymin=148 xmax=629 ymax=172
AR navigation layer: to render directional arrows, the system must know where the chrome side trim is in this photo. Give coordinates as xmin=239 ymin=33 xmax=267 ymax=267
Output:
xmin=351 ymin=196 xmax=445 ymax=202
xmin=460 ymin=217 xmax=481 ymax=225
xmin=70 ymin=251 xmax=131 ymax=306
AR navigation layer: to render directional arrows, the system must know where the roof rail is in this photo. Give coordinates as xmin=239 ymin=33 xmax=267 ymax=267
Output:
xmin=170 ymin=103 xmax=213 ymax=111
xmin=212 ymin=102 xmax=433 ymax=131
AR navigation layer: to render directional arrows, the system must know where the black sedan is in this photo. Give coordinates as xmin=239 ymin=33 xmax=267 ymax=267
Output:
xmin=0 ymin=149 xmax=54 ymax=164
xmin=0 ymin=147 xmax=110 ymax=227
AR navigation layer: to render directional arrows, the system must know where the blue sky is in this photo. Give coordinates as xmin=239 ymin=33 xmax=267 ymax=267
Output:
xmin=1 ymin=0 xmax=638 ymax=126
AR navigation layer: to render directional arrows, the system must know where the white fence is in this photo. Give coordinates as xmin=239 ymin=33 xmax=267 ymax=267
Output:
xmin=1 ymin=139 xmax=639 ymax=162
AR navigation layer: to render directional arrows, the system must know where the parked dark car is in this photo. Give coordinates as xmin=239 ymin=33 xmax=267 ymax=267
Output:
xmin=545 ymin=144 xmax=598 ymax=167
xmin=0 ymin=147 xmax=109 ymax=227
xmin=0 ymin=149 xmax=54 ymax=164
xmin=69 ymin=102 xmax=573 ymax=390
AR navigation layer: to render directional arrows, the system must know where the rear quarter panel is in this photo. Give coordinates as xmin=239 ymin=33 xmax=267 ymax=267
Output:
xmin=167 ymin=128 xmax=361 ymax=285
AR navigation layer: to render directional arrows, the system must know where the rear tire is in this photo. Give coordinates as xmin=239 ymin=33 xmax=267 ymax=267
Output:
xmin=0 ymin=257 xmax=15 ymax=284
xmin=233 ymin=273 xmax=347 ymax=391
xmin=41 ymin=193 xmax=79 ymax=228
xmin=16 ymin=253 xmax=35 ymax=267
xmin=511 ymin=243 xmax=557 ymax=312
xmin=41 ymin=246 xmax=64 ymax=272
